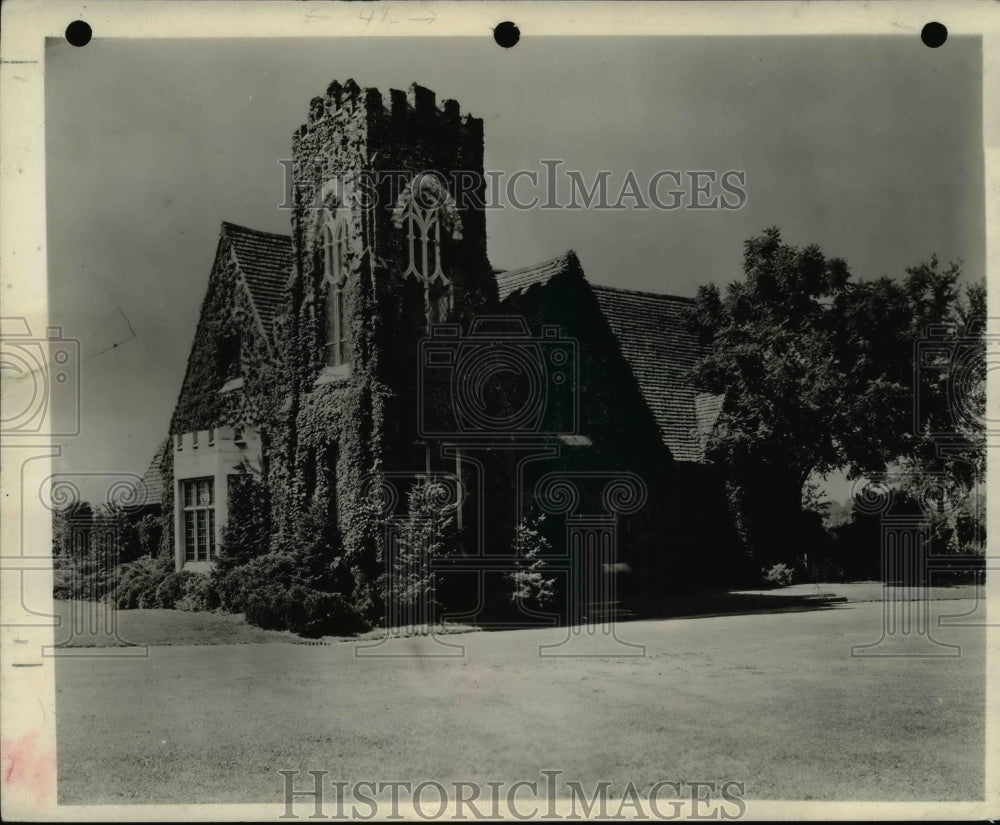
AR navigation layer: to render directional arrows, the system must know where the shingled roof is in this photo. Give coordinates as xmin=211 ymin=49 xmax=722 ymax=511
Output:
xmin=494 ymin=250 xmax=723 ymax=462
xmin=694 ymin=392 xmax=725 ymax=455
xmin=588 ymin=285 xmax=720 ymax=462
xmin=495 ymin=251 xmax=581 ymax=301
xmin=221 ymin=222 xmax=292 ymax=343
xmin=137 ymin=438 xmax=169 ymax=507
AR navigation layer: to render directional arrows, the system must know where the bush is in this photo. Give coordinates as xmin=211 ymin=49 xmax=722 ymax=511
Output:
xmin=507 ymin=513 xmax=556 ymax=612
xmin=243 ymin=583 xmax=364 ymax=637
xmin=214 ymin=552 xmax=298 ymax=614
xmin=211 ymin=566 xmax=249 ymax=614
xmin=175 ymin=573 xmax=218 ymax=612
xmin=762 ymin=562 xmax=796 ymax=588
xmin=384 ymin=480 xmax=460 ymax=616
xmin=212 ymin=551 xmax=366 ymax=636
xmin=113 ymin=555 xmax=172 ymax=609
xmin=297 ymin=590 xmax=366 ymax=637
xmin=153 ymin=571 xmax=193 ymax=609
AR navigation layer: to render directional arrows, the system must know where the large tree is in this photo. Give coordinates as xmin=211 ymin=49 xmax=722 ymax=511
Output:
xmin=688 ymin=227 xmax=981 ymax=571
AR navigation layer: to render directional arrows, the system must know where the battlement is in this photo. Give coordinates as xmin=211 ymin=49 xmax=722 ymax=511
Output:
xmin=289 ymin=77 xmax=489 ymax=279
xmin=293 ymin=79 xmax=482 ymax=149
xmin=173 ymin=427 xmax=245 ymax=452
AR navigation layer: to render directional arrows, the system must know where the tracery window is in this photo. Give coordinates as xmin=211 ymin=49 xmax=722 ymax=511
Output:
xmin=322 ymin=209 xmax=350 ymax=366
xmin=394 ymin=175 xmax=461 ymax=327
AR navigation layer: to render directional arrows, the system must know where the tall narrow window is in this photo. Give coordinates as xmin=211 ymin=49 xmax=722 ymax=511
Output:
xmin=322 ymin=210 xmax=350 ymax=367
xmin=181 ymin=478 xmax=215 ymax=562
xmin=393 ymin=175 xmax=459 ymax=329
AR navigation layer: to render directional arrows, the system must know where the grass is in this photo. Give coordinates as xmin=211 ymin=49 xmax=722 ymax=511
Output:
xmin=54 ymin=599 xmax=985 ymax=805
xmin=50 ymin=600 xmax=304 ymax=647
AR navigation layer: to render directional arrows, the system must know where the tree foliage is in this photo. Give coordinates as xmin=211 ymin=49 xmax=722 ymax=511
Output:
xmin=385 ymin=480 xmax=460 ymax=620
xmin=688 ymin=227 xmax=983 ymax=566
xmin=508 ymin=512 xmax=557 ymax=611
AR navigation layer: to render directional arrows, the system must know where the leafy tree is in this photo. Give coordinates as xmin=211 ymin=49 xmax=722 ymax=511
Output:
xmin=52 ymin=500 xmax=93 ymax=560
xmin=688 ymin=227 xmax=980 ymax=570
xmin=90 ymin=503 xmax=142 ymax=567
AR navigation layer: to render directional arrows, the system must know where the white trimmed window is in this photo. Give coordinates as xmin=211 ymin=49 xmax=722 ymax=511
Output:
xmin=181 ymin=478 xmax=216 ymax=562
xmin=322 ymin=210 xmax=350 ymax=367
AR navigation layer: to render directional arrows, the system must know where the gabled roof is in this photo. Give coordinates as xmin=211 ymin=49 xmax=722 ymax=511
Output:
xmin=221 ymin=222 xmax=292 ymax=343
xmin=137 ymin=438 xmax=169 ymax=507
xmin=590 ymin=284 xmax=717 ymax=461
xmin=589 ymin=285 xmax=712 ymax=462
xmin=494 ymin=249 xmax=723 ymax=462
xmin=495 ymin=251 xmax=581 ymax=301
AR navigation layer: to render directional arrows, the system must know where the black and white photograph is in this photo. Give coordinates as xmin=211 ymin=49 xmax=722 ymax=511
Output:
xmin=1 ymin=1 xmax=996 ymax=820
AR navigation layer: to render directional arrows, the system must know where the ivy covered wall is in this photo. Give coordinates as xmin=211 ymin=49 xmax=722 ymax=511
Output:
xmin=155 ymin=78 xmax=724 ymax=621
xmin=262 ymin=80 xmax=502 ymax=618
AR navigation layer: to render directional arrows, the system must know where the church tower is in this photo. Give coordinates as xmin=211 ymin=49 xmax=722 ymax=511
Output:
xmin=285 ymin=79 xmax=496 ymax=387
xmin=270 ymin=81 xmax=498 ymax=610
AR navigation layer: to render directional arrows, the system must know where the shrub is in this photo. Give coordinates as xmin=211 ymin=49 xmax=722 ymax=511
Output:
xmin=507 ymin=513 xmax=556 ymax=612
xmin=243 ymin=583 xmax=364 ymax=637
xmin=762 ymin=562 xmax=796 ymax=588
xmin=296 ymin=590 xmax=366 ymax=637
xmin=175 ymin=573 xmax=218 ymax=612
xmin=153 ymin=571 xmax=193 ymax=609
xmin=242 ymin=583 xmax=290 ymax=631
xmin=217 ymin=461 xmax=272 ymax=572
xmin=221 ymin=551 xmax=367 ymax=636
xmin=212 ymin=566 xmax=248 ymax=614
xmin=385 ymin=480 xmax=460 ymax=616
xmin=113 ymin=555 xmax=172 ymax=609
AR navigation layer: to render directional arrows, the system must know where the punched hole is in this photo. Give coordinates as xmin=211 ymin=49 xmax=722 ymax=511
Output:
xmin=65 ymin=20 xmax=92 ymax=47
xmin=493 ymin=22 xmax=520 ymax=49
xmin=921 ymin=22 xmax=947 ymax=48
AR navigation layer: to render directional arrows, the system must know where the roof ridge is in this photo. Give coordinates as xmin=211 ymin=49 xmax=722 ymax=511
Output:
xmin=496 ymin=249 xmax=578 ymax=278
xmin=220 ymin=220 xmax=292 ymax=242
xmin=589 ymin=283 xmax=695 ymax=303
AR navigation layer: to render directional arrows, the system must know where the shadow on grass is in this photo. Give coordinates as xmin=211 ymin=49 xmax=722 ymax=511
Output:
xmin=433 ymin=590 xmax=851 ymax=635
xmin=627 ymin=590 xmax=849 ymax=623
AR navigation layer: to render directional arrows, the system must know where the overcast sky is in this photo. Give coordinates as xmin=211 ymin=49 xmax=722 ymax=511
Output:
xmin=45 ymin=35 xmax=984 ymax=504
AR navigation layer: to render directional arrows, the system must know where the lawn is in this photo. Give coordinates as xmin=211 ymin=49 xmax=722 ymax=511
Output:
xmin=50 ymin=599 xmax=303 ymax=647
xmin=54 ymin=598 xmax=985 ymax=805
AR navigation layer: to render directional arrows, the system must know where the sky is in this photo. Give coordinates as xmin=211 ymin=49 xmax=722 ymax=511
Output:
xmin=44 ymin=35 xmax=984 ymax=504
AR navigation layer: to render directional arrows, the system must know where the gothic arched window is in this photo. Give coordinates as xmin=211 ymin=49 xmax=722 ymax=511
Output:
xmin=394 ymin=175 xmax=459 ymax=327
xmin=322 ymin=209 xmax=350 ymax=367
